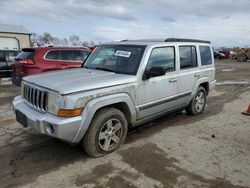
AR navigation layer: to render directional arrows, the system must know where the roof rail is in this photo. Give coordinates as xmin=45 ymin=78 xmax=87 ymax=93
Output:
xmin=120 ymin=39 xmax=165 ymax=42
xmin=46 ymin=45 xmax=89 ymax=49
xmin=165 ymin=38 xmax=211 ymax=44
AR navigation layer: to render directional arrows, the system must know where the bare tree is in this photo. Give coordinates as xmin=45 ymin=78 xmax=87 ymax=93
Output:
xmin=61 ymin=38 xmax=69 ymax=45
xmin=89 ymin=40 xmax=96 ymax=47
xmin=40 ymin=32 xmax=54 ymax=44
xmin=69 ymin=35 xmax=82 ymax=46
xmin=31 ymin=32 xmax=99 ymax=47
xmin=82 ymin=40 xmax=90 ymax=47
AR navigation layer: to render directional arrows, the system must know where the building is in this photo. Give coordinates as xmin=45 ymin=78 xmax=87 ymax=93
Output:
xmin=0 ymin=24 xmax=31 ymax=50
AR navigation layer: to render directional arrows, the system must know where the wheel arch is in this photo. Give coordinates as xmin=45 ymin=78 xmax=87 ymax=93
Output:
xmin=72 ymin=93 xmax=136 ymax=143
xmin=192 ymin=77 xmax=209 ymax=97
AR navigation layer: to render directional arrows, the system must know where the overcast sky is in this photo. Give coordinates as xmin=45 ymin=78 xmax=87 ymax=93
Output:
xmin=1 ymin=0 xmax=250 ymax=47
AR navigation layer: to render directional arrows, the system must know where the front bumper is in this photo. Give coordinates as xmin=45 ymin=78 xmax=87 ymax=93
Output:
xmin=12 ymin=96 xmax=83 ymax=143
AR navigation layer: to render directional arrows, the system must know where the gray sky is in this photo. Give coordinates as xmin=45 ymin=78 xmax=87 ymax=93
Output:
xmin=1 ymin=0 xmax=250 ymax=47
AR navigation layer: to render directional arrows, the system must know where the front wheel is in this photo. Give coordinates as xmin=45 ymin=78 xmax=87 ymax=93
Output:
xmin=186 ymin=86 xmax=207 ymax=115
xmin=83 ymin=107 xmax=128 ymax=157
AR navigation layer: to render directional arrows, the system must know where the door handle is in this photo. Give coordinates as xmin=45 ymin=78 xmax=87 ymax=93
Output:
xmin=169 ymin=78 xmax=177 ymax=83
xmin=194 ymin=73 xmax=201 ymax=77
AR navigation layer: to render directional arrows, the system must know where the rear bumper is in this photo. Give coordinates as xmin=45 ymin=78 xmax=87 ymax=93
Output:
xmin=12 ymin=96 xmax=83 ymax=143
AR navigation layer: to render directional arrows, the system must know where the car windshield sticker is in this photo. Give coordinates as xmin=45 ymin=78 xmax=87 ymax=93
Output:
xmin=115 ymin=50 xmax=131 ymax=58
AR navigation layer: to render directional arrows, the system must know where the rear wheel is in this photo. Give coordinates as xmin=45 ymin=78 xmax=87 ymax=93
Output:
xmin=83 ymin=107 xmax=128 ymax=157
xmin=186 ymin=86 xmax=207 ymax=115
xmin=237 ymin=53 xmax=247 ymax=62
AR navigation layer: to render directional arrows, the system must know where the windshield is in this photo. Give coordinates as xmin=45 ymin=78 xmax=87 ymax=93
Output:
xmin=15 ymin=49 xmax=36 ymax=60
xmin=84 ymin=45 xmax=146 ymax=75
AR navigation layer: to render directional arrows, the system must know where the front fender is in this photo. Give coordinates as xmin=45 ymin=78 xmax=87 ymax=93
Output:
xmin=72 ymin=93 xmax=136 ymax=143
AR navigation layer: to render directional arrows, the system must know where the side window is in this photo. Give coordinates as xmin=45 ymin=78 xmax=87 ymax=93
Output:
xmin=7 ymin=51 xmax=18 ymax=61
xmin=200 ymin=46 xmax=212 ymax=66
xmin=0 ymin=51 xmax=5 ymax=61
xmin=74 ymin=50 xmax=90 ymax=61
xmin=60 ymin=50 xmax=75 ymax=61
xmin=147 ymin=47 xmax=175 ymax=72
xmin=45 ymin=50 xmax=60 ymax=60
xmin=179 ymin=46 xmax=197 ymax=69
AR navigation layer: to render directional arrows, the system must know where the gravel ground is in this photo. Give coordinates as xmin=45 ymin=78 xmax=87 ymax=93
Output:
xmin=0 ymin=59 xmax=250 ymax=188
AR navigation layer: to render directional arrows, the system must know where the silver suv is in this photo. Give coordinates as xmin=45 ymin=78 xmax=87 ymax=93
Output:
xmin=12 ymin=38 xmax=216 ymax=157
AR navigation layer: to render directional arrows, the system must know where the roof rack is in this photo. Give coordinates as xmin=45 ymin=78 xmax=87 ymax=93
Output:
xmin=120 ymin=39 xmax=164 ymax=42
xmin=119 ymin=38 xmax=211 ymax=44
xmin=165 ymin=38 xmax=211 ymax=44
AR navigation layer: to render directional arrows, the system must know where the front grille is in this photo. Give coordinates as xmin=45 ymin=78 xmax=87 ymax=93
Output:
xmin=23 ymin=84 xmax=48 ymax=112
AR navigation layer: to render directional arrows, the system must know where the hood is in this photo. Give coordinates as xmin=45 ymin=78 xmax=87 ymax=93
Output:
xmin=23 ymin=68 xmax=137 ymax=95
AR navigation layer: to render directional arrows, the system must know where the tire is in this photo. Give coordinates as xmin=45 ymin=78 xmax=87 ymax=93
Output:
xmin=186 ymin=86 xmax=207 ymax=115
xmin=83 ymin=107 xmax=128 ymax=157
xmin=11 ymin=74 xmax=21 ymax=86
xmin=237 ymin=53 xmax=247 ymax=62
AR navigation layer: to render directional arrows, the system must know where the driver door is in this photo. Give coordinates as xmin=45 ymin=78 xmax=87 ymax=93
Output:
xmin=137 ymin=46 xmax=179 ymax=120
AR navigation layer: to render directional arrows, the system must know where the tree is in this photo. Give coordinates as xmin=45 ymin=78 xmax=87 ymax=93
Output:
xmin=40 ymin=32 xmax=54 ymax=45
xmin=69 ymin=35 xmax=81 ymax=46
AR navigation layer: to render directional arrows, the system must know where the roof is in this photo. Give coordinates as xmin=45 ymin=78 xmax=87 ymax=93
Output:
xmin=104 ymin=38 xmax=211 ymax=46
xmin=0 ymin=24 xmax=31 ymax=35
xmin=21 ymin=46 xmax=91 ymax=51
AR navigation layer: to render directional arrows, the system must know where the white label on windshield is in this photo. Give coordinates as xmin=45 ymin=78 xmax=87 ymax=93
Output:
xmin=115 ymin=50 xmax=131 ymax=58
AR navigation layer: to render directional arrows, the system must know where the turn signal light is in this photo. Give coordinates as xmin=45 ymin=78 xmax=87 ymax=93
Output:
xmin=57 ymin=108 xmax=83 ymax=117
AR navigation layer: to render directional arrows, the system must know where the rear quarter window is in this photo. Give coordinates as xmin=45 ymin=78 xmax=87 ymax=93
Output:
xmin=199 ymin=46 xmax=212 ymax=66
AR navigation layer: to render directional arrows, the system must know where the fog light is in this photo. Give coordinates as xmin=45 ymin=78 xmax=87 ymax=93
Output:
xmin=46 ymin=124 xmax=55 ymax=135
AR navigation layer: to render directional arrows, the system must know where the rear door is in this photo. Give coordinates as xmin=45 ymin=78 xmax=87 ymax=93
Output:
xmin=59 ymin=50 xmax=85 ymax=68
xmin=177 ymin=45 xmax=201 ymax=104
xmin=44 ymin=50 xmax=90 ymax=70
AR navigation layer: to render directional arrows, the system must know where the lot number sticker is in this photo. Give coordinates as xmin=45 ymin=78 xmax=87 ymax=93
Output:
xmin=115 ymin=50 xmax=131 ymax=58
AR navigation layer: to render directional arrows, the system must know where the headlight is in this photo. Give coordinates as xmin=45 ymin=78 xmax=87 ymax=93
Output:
xmin=47 ymin=92 xmax=85 ymax=117
xmin=47 ymin=91 xmax=63 ymax=115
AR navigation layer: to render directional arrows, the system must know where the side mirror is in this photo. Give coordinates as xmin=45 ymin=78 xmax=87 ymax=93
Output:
xmin=143 ymin=66 xmax=166 ymax=80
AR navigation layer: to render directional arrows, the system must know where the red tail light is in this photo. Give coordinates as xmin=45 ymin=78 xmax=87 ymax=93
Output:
xmin=19 ymin=59 xmax=35 ymax=65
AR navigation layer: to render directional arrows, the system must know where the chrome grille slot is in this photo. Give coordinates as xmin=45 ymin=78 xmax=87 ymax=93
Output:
xmin=23 ymin=84 xmax=48 ymax=112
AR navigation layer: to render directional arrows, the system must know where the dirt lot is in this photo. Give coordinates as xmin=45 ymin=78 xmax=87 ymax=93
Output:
xmin=0 ymin=59 xmax=250 ymax=188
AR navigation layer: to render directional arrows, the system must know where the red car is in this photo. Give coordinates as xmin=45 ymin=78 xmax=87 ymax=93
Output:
xmin=12 ymin=46 xmax=90 ymax=86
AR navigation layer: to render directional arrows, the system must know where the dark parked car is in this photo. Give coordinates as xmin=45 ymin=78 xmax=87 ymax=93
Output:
xmin=12 ymin=46 xmax=91 ymax=86
xmin=0 ymin=50 xmax=20 ymax=78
